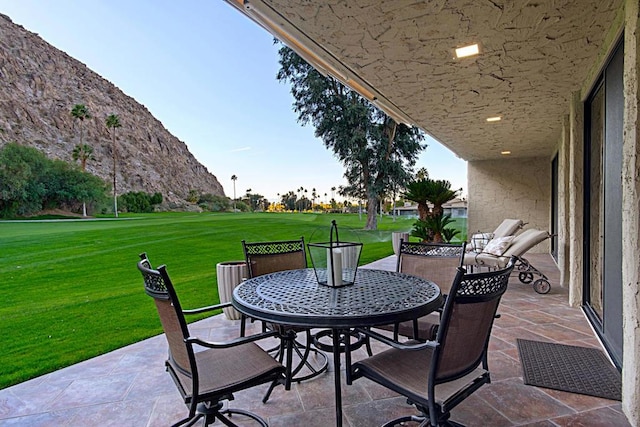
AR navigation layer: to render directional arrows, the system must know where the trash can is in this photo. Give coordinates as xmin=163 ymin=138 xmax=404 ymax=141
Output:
xmin=392 ymin=232 xmax=410 ymax=255
xmin=216 ymin=261 xmax=248 ymax=320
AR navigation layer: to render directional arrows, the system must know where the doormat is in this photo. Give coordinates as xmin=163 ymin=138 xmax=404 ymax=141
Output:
xmin=516 ymin=339 xmax=621 ymax=401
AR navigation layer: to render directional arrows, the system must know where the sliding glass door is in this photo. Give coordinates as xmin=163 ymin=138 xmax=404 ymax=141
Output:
xmin=583 ymin=40 xmax=623 ymax=368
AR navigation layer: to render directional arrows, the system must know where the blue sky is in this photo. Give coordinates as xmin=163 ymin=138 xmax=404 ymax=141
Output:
xmin=0 ymin=0 xmax=467 ymax=202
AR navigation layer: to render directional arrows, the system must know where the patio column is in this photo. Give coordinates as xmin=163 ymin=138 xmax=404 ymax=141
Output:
xmin=567 ymin=91 xmax=584 ymax=308
xmin=622 ymin=0 xmax=640 ymax=424
xmin=557 ymin=115 xmax=571 ymax=288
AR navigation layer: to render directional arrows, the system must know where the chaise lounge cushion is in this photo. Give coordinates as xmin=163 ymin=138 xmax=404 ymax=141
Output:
xmin=482 ymin=236 xmax=514 ymax=256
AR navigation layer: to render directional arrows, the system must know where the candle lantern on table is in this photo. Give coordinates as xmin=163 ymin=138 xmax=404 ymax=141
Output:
xmin=307 ymin=220 xmax=363 ymax=287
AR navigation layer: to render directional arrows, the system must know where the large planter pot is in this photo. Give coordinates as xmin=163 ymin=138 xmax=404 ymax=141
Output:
xmin=392 ymin=232 xmax=410 ymax=255
xmin=216 ymin=261 xmax=248 ymax=320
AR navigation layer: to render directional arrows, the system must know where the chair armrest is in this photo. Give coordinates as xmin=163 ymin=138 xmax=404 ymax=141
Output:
xmin=186 ymin=329 xmax=280 ymax=349
xmin=354 ymin=327 xmax=438 ymax=351
xmin=182 ymin=301 xmax=232 ymax=315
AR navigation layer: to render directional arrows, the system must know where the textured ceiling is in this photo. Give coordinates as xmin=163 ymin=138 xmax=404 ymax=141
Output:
xmin=236 ymin=0 xmax=623 ymax=161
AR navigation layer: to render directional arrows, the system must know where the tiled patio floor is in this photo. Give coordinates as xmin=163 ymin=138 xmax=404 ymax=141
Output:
xmin=0 ymin=254 xmax=629 ymax=426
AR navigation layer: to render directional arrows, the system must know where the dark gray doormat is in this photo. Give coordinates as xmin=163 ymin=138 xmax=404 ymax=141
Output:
xmin=516 ymin=339 xmax=621 ymax=401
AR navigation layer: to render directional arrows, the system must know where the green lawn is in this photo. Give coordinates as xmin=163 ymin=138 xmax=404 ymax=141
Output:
xmin=0 ymin=212 xmax=466 ymax=389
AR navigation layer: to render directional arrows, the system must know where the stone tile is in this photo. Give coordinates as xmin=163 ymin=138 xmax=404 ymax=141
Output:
xmin=489 ymin=335 xmax=516 ymax=352
xmin=269 ymin=406 xmax=346 ymax=427
xmin=344 ymin=396 xmax=419 ymax=427
xmin=65 ymin=398 xmax=154 ymax=427
xmin=0 ymin=409 xmax=77 ymax=427
xmin=488 ymin=350 xmax=523 ymax=382
xmin=47 ymin=374 xmax=134 ymax=411
xmin=295 ymin=372 xmax=370 ymax=411
xmin=492 ymin=326 xmax=555 ymax=345
xmin=448 ymin=393 xmax=513 ymax=426
xmin=495 ymin=312 xmax=537 ymax=328
xmin=146 ymin=393 xmax=186 ymax=427
xmin=125 ymin=370 xmax=176 ymax=401
xmin=551 ymin=405 xmax=632 ymax=426
xmin=0 ymin=380 xmax=69 ymax=418
xmin=538 ymin=385 xmax=620 ymax=413
xmin=521 ymin=323 xmax=592 ymax=343
xmin=477 ymin=378 xmax=574 ymax=424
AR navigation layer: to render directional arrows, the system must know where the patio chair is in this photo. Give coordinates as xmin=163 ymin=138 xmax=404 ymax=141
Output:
xmin=349 ymin=259 xmax=515 ymax=427
xmin=469 ymin=218 xmax=524 ymax=253
xmin=242 ymin=238 xmax=329 ymax=385
xmin=463 ymin=228 xmax=553 ymax=294
xmin=375 ymin=240 xmax=466 ymax=341
xmin=137 ymin=253 xmax=286 ymax=427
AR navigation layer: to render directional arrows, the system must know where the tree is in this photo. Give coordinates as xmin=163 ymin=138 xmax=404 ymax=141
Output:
xmin=71 ymin=104 xmax=92 ymax=216
xmin=71 ymin=104 xmax=91 ymax=146
xmin=105 ymin=114 xmax=121 ymax=218
xmin=277 ymin=45 xmax=425 ymax=229
xmin=231 ymin=174 xmax=237 ymax=211
xmin=71 ymin=143 xmax=95 ymax=217
xmin=403 ymin=179 xmax=432 ymax=222
xmin=72 ymin=144 xmax=95 ymax=172
xmin=427 ymin=179 xmax=460 ymax=218
xmin=405 ymin=177 xmax=461 ymax=242
xmin=0 ymin=143 xmax=106 ymax=217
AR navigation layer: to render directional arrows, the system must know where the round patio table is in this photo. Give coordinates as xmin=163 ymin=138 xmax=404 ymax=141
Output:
xmin=232 ymin=268 xmax=442 ymax=427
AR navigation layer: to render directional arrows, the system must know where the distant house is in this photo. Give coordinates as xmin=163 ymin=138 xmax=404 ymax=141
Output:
xmin=393 ymin=198 xmax=467 ymax=219
xmin=443 ymin=198 xmax=468 ymax=218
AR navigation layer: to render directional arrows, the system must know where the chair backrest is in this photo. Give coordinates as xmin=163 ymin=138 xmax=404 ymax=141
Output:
xmin=137 ymin=254 xmax=194 ymax=379
xmin=432 ymin=258 xmax=514 ymax=383
xmin=492 ymin=219 xmax=524 ymax=238
xmin=502 ymin=229 xmax=549 ymax=257
xmin=242 ymin=238 xmax=307 ymax=278
xmin=396 ymin=240 xmax=466 ymax=294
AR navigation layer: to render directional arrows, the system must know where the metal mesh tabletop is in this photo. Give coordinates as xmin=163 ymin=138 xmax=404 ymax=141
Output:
xmin=233 ymin=268 xmax=442 ymax=328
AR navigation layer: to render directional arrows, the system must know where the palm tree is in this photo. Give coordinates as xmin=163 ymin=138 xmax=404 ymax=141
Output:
xmin=72 ymin=144 xmax=95 ymax=172
xmin=426 ymin=179 xmax=460 ymax=217
xmin=106 ymin=114 xmax=122 ymax=218
xmin=403 ymin=179 xmax=432 ymax=221
xmin=71 ymin=104 xmax=91 ymax=216
xmin=72 ymin=143 xmax=95 ymax=217
xmin=71 ymin=104 xmax=91 ymax=146
xmin=231 ymin=175 xmax=237 ymax=211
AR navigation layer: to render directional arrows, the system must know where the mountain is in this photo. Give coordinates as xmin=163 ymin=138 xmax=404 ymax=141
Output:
xmin=0 ymin=13 xmax=224 ymax=205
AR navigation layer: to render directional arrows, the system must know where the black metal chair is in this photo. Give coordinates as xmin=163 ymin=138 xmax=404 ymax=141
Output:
xmin=376 ymin=241 xmax=466 ymax=341
xmin=241 ymin=239 xmax=329 ymax=385
xmin=349 ymin=258 xmax=515 ymax=426
xmin=137 ymin=253 xmax=286 ymax=427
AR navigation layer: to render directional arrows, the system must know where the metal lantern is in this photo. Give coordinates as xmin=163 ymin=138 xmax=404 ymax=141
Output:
xmin=307 ymin=220 xmax=363 ymax=287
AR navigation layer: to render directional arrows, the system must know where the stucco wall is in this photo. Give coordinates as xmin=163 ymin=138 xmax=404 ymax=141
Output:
xmin=467 ymin=157 xmax=550 ymax=253
xmin=622 ymin=0 xmax=640 ymax=423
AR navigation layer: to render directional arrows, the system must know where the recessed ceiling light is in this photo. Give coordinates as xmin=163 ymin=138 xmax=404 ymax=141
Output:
xmin=455 ymin=44 xmax=479 ymax=58
xmin=486 ymin=116 xmax=501 ymax=122
xmin=501 ymin=150 xmax=511 ymax=155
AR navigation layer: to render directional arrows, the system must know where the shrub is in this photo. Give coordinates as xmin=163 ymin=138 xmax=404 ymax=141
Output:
xmin=118 ymin=191 xmax=163 ymax=213
xmin=198 ymin=193 xmax=231 ymax=212
xmin=0 ymin=143 xmax=107 ymax=217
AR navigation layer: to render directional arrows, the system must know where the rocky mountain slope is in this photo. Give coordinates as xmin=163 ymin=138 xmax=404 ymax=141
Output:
xmin=0 ymin=13 xmax=224 ymax=205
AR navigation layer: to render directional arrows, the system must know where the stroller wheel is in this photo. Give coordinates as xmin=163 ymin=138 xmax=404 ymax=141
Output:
xmin=533 ymin=278 xmax=551 ymax=294
xmin=519 ymin=272 xmax=534 ymax=284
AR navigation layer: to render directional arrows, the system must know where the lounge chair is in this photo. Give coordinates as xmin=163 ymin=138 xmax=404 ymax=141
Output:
xmin=464 ymin=228 xmax=552 ymax=293
xmin=469 ymin=218 xmax=524 ymax=252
